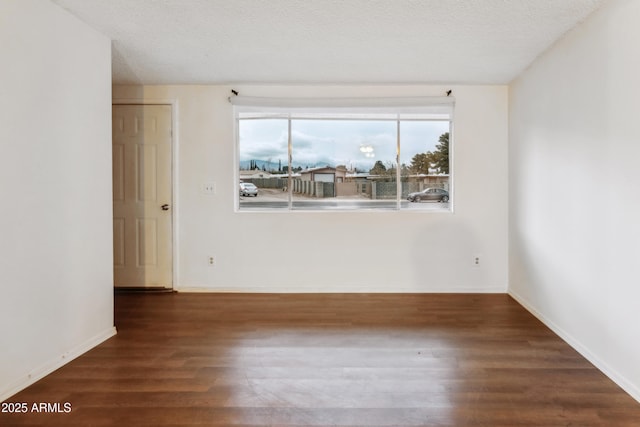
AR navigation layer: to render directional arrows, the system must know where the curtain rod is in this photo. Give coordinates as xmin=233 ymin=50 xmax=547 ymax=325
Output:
xmin=227 ymin=95 xmax=455 ymax=108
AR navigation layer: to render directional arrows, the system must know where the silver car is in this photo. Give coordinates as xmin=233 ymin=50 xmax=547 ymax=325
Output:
xmin=407 ymin=188 xmax=449 ymax=202
xmin=239 ymin=182 xmax=258 ymax=197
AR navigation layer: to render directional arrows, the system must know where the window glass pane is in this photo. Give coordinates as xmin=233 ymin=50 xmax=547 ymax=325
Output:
xmin=236 ymin=103 xmax=453 ymax=213
xmin=290 ymin=119 xmax=397 ymax=210
xmin=238 ymin=118 xmax=289 ymax=210
xmin=400 ymin=121 xmax=451 ymax=210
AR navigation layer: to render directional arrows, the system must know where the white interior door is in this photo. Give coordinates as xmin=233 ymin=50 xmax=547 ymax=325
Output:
xmin=112 ymin=104 xmax=173 ymax=288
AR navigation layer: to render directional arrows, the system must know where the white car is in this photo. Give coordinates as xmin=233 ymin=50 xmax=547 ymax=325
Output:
xmin=239 ymin=182 xmax=258 ymax=197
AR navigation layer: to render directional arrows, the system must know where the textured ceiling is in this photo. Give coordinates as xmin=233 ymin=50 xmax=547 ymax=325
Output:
xmin=51 ymin=0 xmax=605 ymax=85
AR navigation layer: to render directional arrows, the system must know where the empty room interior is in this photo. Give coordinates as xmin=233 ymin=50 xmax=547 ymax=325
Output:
xmin=2 ymin=0 xmax=640 ymax=425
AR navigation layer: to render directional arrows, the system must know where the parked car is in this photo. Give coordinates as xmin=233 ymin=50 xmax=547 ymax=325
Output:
xmin=239 ymin=182 xmax=258 ymax=197
xmin=407 ymin=188 xmax=449 ymax=202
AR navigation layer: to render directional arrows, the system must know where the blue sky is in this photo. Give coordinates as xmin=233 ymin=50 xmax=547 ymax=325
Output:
xmin=239 ymin=119 xmax=449 ymax=171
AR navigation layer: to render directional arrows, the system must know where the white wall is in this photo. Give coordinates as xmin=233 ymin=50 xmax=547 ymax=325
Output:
xmin=113 ymin=85 xmax=508 ymax=293
xmin=0 ymin=0 xmax=115 ymax=400
xmin=509 ymin=0 xmax=640 ymax=401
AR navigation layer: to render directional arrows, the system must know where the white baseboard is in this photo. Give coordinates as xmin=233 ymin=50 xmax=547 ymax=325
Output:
xmin=0 ymin=326 xmax=117 ymax=402
xmin=175 ymin=285 xmax=507 ymax=293
xmin=508 ymin=289 xmax=640 ymax=404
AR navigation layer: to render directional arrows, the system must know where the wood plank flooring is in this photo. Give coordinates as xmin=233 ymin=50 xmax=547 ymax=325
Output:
xmin=2 ymin=293 xmax=639 ymax=426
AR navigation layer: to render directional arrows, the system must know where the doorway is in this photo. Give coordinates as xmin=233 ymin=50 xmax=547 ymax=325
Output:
xmin=112 ymin=104 xmax=173 ymax=289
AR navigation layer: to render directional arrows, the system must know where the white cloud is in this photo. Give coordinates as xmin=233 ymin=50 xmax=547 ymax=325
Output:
xmin=239 ymin=118 xmax=449 ymax=170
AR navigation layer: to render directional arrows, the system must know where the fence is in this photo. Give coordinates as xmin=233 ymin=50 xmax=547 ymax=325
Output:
xmin=291 ymin=180 xmax=335 ymax=197
xmin=243 ymin=178 xmax=287 ymax=189
xmin=243 ymin=177 xmax=448 ymax=199
xmin=336 ymin=182 xmax=367 ymax=197
xmin=371 ymin=181 xmax=449 ymax=199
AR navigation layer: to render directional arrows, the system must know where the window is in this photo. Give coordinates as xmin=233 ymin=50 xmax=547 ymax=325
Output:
xmin=233 ymin=97 xmax=453 ymax=211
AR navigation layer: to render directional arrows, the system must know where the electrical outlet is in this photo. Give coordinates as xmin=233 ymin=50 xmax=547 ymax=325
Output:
xmin=202 ymin=182 xmax=216 ymax=195
xmin=208 ymin=256 xmax=215 ymax=266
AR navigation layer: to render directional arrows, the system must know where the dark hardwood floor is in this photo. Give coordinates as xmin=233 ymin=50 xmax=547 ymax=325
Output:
xmin=2 ymin=293 xmax=639 ymax=426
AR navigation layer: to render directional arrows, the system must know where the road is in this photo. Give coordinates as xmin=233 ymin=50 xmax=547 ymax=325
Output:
xmin=240 ymin=189 xmax=450 ymax=210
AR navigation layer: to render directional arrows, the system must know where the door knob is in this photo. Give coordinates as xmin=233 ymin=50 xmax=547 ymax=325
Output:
xmin=161 ymin=204 xmax=170 ymax=211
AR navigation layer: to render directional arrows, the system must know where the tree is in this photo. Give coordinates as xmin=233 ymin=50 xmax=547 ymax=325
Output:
xmin=408 ymin=132 xmax=449 ymax=175
xmin=432 ymin=132 xmax=449 ymax=174
xmin=369 ymin=160 xmax=387 ymax=175
xmin=409 ymin=152 xmax=433 ymax=175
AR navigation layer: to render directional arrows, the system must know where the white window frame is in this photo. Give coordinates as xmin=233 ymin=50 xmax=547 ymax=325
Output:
xmin=232 ymin=96 xmax=454 ymax=212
